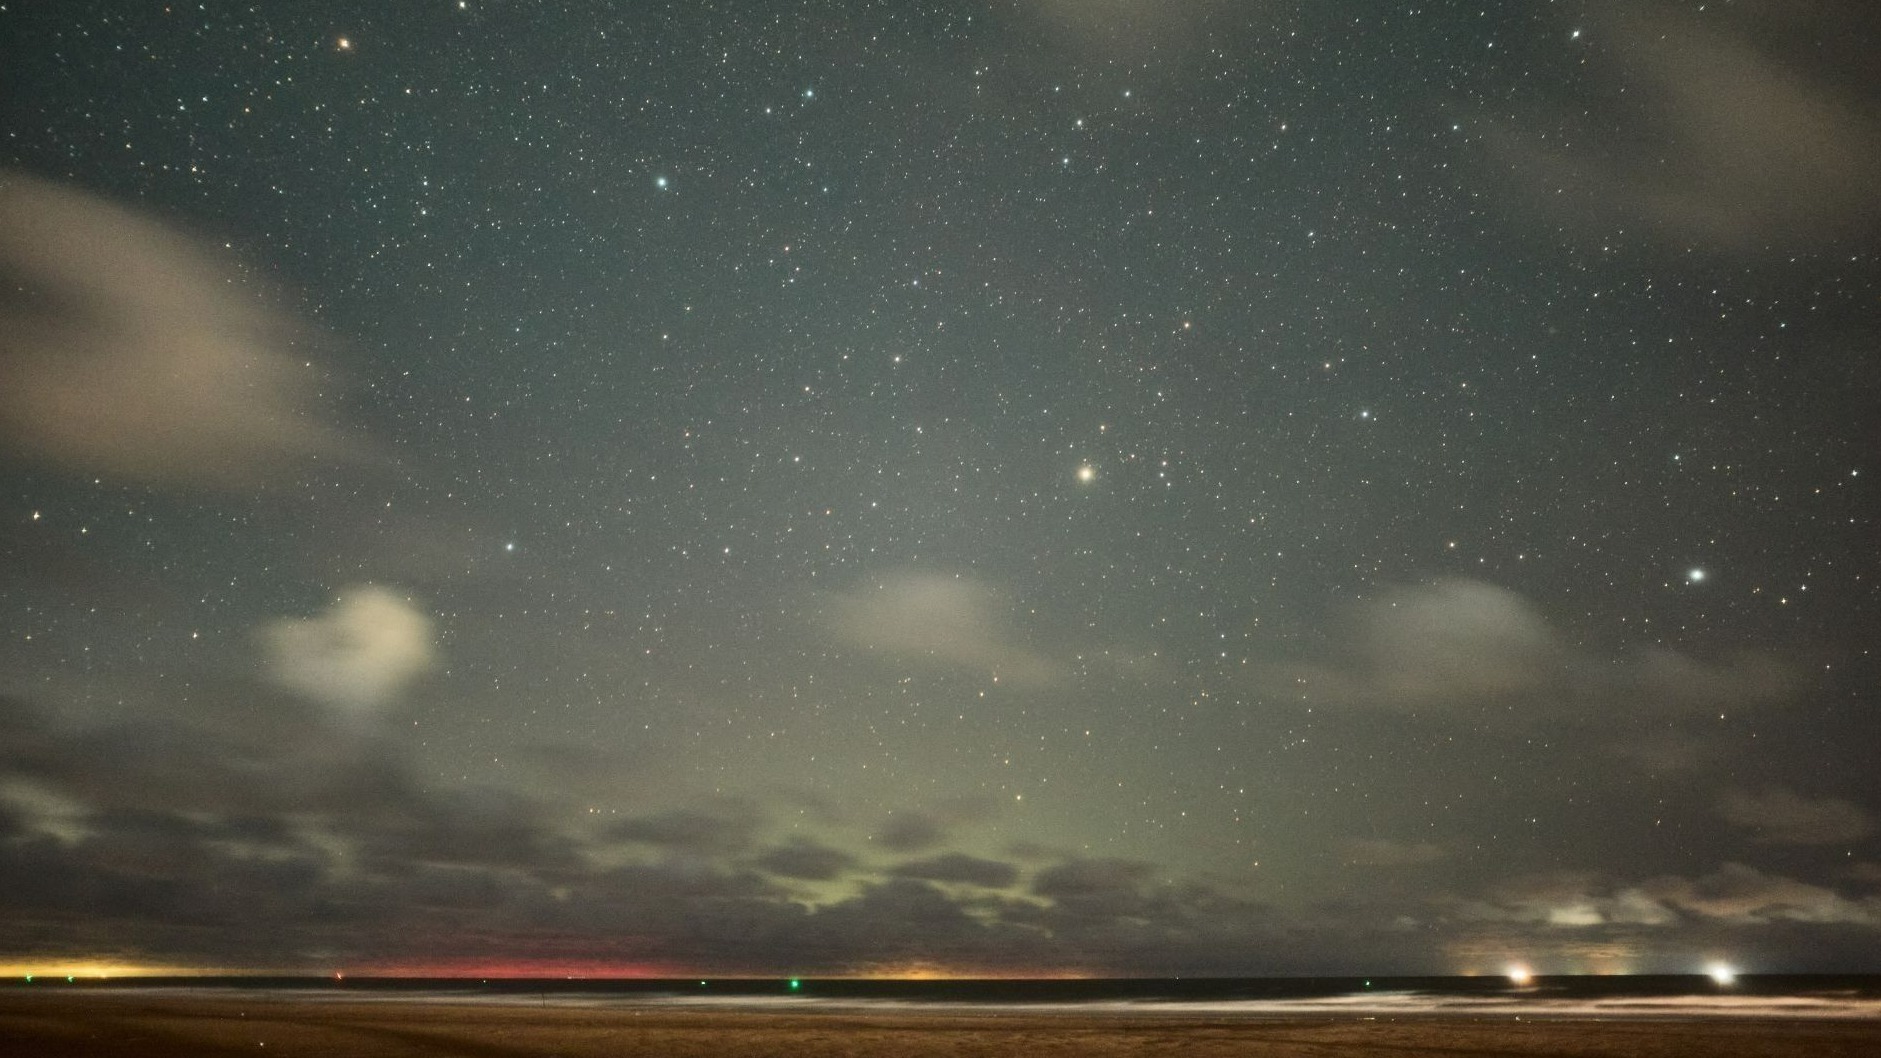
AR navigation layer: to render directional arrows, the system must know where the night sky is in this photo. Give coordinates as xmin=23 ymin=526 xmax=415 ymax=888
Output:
xmin=3 ymin=0 xmax=1880 ymax=979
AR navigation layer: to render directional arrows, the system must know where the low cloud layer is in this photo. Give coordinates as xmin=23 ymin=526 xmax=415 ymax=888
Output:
xmin=829 ymin=573 xmax=1061 ymax=686
xmin=3 ymin=689 xmax=1879 ymax=975
xmin=1719 ymin=786 xmax=1874 ymax=846
xmin=1458 ymin=862 xmax=1881 ymax=931
xmin=261 ymin=587 xmax=437 ymax=713
xmin=0 ymin=172 xmax=364 ymax=489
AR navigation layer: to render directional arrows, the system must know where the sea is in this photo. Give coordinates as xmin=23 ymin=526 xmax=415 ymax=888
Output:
xmin=14 ymin=975 xmax=1881 ymax=1020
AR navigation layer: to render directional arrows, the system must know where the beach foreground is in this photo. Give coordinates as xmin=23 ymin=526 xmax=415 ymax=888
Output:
xmin=4 ymin=994 xmax=1880 ymax=1058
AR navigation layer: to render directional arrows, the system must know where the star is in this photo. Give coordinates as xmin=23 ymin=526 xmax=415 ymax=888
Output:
xmin=1077 ymin=465 xmax=1096 ymax=484
xmin=1687 ymin=568 xmax=1706 ymax=583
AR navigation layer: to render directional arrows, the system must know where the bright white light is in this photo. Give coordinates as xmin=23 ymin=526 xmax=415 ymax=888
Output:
xmin=1688 ymin=568 xmax=1706 ymax=582
xmin=1077 ymin=465 xmax=1096 ymax=484
xmin=1707 ymin=962 xmax=1736 ymax=986
xmin=1506 ymin=964 xmax=1533 ymax=986
xmin=655 ymin=176 xmax=669 ymax=189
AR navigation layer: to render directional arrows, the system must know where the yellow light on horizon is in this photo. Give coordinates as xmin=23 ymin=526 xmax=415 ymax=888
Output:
xmin=1506 ymin=964 xmax=1533 ymax=986
xmin=0 ymin=961 xmax=203 ymax=979
xmin=1707 ymin=962 xmax=1737 ymax=986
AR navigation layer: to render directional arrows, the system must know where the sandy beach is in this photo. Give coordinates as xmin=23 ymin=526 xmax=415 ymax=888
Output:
xmin=4 ymin=993 xmax=1880 ymax=1058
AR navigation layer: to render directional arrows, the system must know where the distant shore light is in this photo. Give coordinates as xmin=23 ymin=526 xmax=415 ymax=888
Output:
xmin=1707 ymin=962 xmax=1736 ymax=986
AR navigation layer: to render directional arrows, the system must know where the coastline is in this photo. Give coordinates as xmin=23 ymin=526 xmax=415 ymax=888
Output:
xmin=5 ymin=992 xmax=1880 ymax=1057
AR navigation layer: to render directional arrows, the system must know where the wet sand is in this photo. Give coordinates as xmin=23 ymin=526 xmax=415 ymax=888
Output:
xmin=3 ymin=992 xmax=1879 ymax=1057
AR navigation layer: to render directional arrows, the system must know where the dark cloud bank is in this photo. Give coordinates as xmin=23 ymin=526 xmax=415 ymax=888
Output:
xmin=5 ymin=683 xmax=1878 ymax=975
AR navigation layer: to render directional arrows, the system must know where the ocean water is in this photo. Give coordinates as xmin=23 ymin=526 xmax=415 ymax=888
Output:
xmin=16 ymin=975 xmax=1881 ymax=1020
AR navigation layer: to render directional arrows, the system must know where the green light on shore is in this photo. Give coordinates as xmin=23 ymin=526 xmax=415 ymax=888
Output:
xmin=22 ymin=975 xmax=30 ymax=983
xmin=789 ymin=978 xmax=801 ymax=990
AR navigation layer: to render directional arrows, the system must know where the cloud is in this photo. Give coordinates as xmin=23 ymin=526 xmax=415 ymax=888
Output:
xmin=1718 ymin=786 xmax=1874 ymax=846
xmin=1452 ymin=863 xmax=1881 ymax=931
xmin=890 ymin=852 xmax=1021 ymax=889
xmin=875 ymin=809 xmax=947 ymax=852
xmin=753 ymin=837 xmax=856 ymax=881
xmin=871 ymin=799 xmax=1002 ymax=852
xmin=0 ymin=171 xmax=365 ymax=488
xmin=1263 ymin=578 xmax=1798 ymax=719
xmin=1459 ymin=872 xmax=1680 ymax=929
xmin=1341 ymin=579 xmax=1562 ymax=703
xmin=608 ymin=803 xmax=763 ymax=858
xmin=1031 ymin=857 xmax=1160 ymax=919
xmin=1485 ymin=2 xmax=1881 ymax=252
xmin=260 ymin=587 xmax=436 ymax=713
xmin=829 ymin=573 xmax=1061 ymax=686
xmin=1642 ymin=863 xmax=1879 ymax=926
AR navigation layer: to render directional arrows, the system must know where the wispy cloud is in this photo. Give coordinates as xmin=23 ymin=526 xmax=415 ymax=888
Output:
xmin=1258 ymin=579 xmax=1797 ymax=719
xmin=0 ymin=172 xmax=367 ymax=489
xmin=1719 ymin=785 xmax=1874 ymax=846
xmin=828 ymin=573 xmax=1061 ymax=686
xmin=1486 ymin=2 xmax=1881 ymax=251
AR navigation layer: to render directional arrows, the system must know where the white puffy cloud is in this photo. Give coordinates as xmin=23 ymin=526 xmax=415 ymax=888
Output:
xmin=261 ymin=586 xmax=436 ymax=712
xmin=0 ymin=171 xmax=364 ymax=489
xmin=828 ymin=573 xmax=1060 ymax=687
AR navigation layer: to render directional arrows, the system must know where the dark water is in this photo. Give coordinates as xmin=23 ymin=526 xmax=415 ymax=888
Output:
xmin=10 ymin=974 xmax=1881 ymax=1018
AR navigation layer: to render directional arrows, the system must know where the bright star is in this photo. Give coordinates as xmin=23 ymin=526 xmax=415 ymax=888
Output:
xmin=1077 ymin=465 xmax=1096 ymax=484
xmin=655 ymin=176 xmax=668 ymax=189
xmin=1688 ymin=568 xmax=1706 ymax=583
xmin=504 ymin=542 xmax=516 ymax=553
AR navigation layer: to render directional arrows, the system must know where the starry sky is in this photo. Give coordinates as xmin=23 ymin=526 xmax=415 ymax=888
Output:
xmin=3 ymin=0 xmax=1880 ymax=979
